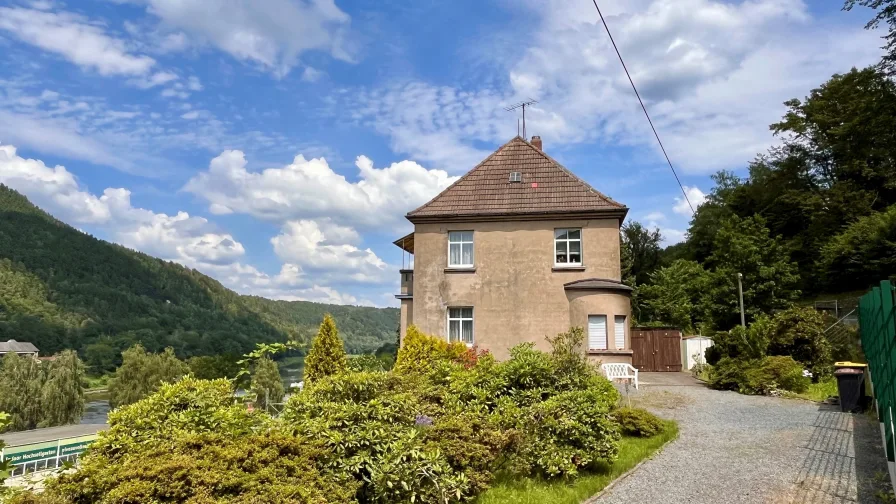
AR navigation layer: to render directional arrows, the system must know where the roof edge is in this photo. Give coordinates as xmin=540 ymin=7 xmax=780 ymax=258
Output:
xmin=563 ymin=277 xmax=633 ymax=292
xmin=408 ymin=208 xmax=629 ymax=224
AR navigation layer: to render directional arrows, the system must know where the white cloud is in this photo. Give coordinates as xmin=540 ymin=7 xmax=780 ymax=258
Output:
xmin=183 ymin=150 xmax=457 ymax=230
xmin=134 ymin=0 xmax=354 ymax=76
xmin=181 ymin=110 xmax=200 ymax=120
xmin=130 ymin=71 xmax=179 ymax=89
xmin=186 ymin=76 xmax=203 ymax=91
xmin=0 ymin=6 xmax=156 ymax=76
xmin=673 ymin=186 xmax=706 ymax=215
xmin=0 ymin=143 xmax=242 ymax=267
xmin=643 ymin=211 xmax=666 ymax=221
xmin=353 ymin=0 xmax=882 ymax=174
xmin=301 ymin=66 xmax=324 ymax=82
xmin=271 ymin=220 xmax=389 ymax=283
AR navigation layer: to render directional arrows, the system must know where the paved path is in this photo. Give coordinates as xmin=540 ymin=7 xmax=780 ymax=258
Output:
xmin=595 ymin=373 xmax=890 ymax=504
xmin=0 ymin=424 xmax=107 ymax=447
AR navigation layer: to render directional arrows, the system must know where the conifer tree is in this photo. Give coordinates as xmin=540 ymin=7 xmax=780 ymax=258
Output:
xmin=303 ymin=314 xmax=347 ymax=383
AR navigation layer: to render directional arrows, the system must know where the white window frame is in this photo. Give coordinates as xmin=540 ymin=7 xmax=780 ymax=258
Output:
xmin=554 ymin=228 xmax=583 ymax=267
xmin=588 ymin=314 xmax=608 ymax=351
xmin=447 ymin=307 xmax=474 ymax=346
xmin=447 ymin=231 xmax=474 ymax=268
xmin=614 ymin=315 xmax=626 ymax=350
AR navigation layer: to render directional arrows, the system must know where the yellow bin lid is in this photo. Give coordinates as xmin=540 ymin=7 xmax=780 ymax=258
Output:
xmin=834 ymin=361 xmax=867 ymax=368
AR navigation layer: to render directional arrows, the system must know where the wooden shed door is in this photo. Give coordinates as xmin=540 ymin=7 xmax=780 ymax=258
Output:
xmin=631 ymin=329 xmax=683 ymax=372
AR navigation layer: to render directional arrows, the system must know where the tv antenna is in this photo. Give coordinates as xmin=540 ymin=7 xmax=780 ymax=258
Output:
xmin=505 ymin=99 xmax=538 ymax=140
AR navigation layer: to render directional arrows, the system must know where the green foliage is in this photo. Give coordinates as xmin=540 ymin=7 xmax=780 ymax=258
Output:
xmin=613 ymin=407 xmax=665 ymax=437
xmin=0 ymin=185 xmax=397 ymax=360
xmin=393 ymin=325 xmax=467 ymax=375
xmin=0 ymin=411 xmax=11 ymax=490
xmin=187 ymin=353 xmax=241 ymax=380
xmin=512 ymin=388 xmax=619 ymax=478
xmin=39 ymin=350 xmax=86 ymax=427
xmin=251 ymin=356 xmax=285 ymax=411
xmin=28 ymin=432 xmax=357 ymax=504
xmin=620 ymin=222 xmax=663 ymax=286
xmin=710 ymin=356 xmax=810 ymax=395
xmin=845 ymin=0 xmax=896 ymax=75
xmin=108 ymin=345 xmax=190 ymax=408
xmin=763 ymin=307 xmax=833 ymax=379
xmin=639 ymin=260 xmax=709 ymax=332
xmin=303 ymin=314 xmax=348 ymax=383
xmin=819 ymin=203 xmax=896 ymax=291
xmin=743 ymin=356 xmax=811 ymax=395
xmin=347 ymin=353 xmax=387 ymax=372
xmin=0 ymin=351 xmax=86 ymax=432
xmin=703 ymin=215 xmax=801 ymax=329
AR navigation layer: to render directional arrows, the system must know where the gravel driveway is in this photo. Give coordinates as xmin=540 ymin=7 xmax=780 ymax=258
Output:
xmin=591 ymin=373 xmax=890 ymax=504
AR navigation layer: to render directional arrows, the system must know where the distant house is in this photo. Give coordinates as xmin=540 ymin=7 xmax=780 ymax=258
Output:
xmin=394 ymin=136 xmax=634 ymax=365
xmin=0 ymin=340 xmax=39 ymax=358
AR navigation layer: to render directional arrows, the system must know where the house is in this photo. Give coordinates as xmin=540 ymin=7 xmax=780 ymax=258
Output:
xmin=394 ymin=136 xmax=633 ymax=364
xmin=0 ymin=339 xmax=39 ymax=358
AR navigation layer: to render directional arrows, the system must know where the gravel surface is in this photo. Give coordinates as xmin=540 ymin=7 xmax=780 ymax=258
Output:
xmin=592 ymin=374 xmax=890 ymax=504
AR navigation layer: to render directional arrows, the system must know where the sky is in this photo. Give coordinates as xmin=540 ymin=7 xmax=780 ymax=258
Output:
xmin=0 ymin=0 xmax=886 ymax=307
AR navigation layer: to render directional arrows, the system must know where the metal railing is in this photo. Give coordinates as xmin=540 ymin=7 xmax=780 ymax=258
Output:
xmin=0 ymin=434 xmax=97 ymax=477
xmin=858 ymin=280 xmax=896 ymax=486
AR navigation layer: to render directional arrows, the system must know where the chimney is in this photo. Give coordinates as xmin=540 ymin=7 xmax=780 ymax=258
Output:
xmin=531 ymin=135 xmax=542 ymax=151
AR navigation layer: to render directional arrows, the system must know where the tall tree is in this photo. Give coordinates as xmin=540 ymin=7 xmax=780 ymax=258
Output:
xmin=0 ymin=353 xmax=44 ymax=431
xmin=620 ymin=222 xmax=663 ymax=286
xmin=250 ymin=356 xmax=284 ymax=412
xmin=819 ymin=203 xmax=896 ymax=290
xmin=303 ymin=314 xmax=347 ymax=383
xmin=39 ymin=350 xmax=86 ymax=427
xmin=639 ymin=260 xmax=710 ymax=333
xmin=704 ymin=215 xmax=801 ymax=329
xmin=845 ymin=0 xmax=896 ymax=75
xmin=109 ymin=345 xmax=190 ymax=408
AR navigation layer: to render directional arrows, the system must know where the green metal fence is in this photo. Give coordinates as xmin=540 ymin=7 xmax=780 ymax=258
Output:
xmin=859 ymin=280 xmax=896 ymax=466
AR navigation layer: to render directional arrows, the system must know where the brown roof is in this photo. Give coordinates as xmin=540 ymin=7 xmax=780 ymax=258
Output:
xmin=407 ymin=136 xmax=626 ymax=222
xmin=563 ymin=278 xmax=633 ymax=292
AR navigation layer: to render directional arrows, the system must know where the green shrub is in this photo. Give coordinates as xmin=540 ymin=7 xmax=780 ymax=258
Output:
xmin=394 ymin=325 xmax=467 ymax=374
xmin=34 ymin=432 xmax=357 ymax=504
xmin=108 ymin=345 xmax=190 ymax=408
xmin=514 ymin=388 xmax=620 ymax=478
xmin=743 ymin=356 xmax=810 ymax=394
xmin=303 ymin=314 xmax=348 ymax=383
xmin=613 ymin=407 xmax=665 ymax=437
xmin=94 ymin=377 xmax=266 ymax=458
xmin=708 ymin=357 xmax=754 ymax=391
xmin=251 ymin=355 xmax=285 ymax=411
xmin=764 ymin=307 xmax=832 ymax=379
xmin=347 ymin=353 xmax=387 ymax=372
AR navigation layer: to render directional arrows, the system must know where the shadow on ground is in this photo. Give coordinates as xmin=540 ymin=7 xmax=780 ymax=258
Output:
xmin=789 ymin=404 xmax=892 ymax=503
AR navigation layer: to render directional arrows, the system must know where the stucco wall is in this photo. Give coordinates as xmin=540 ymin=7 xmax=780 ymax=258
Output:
xmin=409 ymin=218 xmax=629 ymax=360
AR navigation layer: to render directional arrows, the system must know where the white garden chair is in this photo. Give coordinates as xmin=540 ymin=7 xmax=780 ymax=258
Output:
xmin=602 ymin=363 xmax=639 ymax=390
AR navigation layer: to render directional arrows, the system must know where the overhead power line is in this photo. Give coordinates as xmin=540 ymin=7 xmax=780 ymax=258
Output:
xmin=589 ymin=0 xmax=695 ymax=215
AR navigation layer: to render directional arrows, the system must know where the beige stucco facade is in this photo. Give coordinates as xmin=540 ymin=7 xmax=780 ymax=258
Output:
xmin=401 ymin=217 xmax=632 ymax=363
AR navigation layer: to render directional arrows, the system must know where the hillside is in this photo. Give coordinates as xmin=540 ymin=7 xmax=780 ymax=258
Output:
xmin=0 ymin=185 xmax=398 ymax=369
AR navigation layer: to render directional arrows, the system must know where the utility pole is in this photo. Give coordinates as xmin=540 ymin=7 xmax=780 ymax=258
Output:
xmin=737 ymin=272 xmax=745 ymax=328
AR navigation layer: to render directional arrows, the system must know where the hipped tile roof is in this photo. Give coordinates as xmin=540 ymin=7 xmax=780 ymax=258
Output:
xmin=0 ymin=339 xmax=38 ymax=353
xmin=407 ymin=136 xmax=626 ymax=221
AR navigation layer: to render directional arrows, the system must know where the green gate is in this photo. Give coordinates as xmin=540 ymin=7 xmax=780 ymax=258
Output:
xmin=858 ymin=280 xmax=896 ymax=466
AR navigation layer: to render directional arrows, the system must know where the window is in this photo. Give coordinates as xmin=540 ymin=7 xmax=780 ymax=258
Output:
xmin=614 ymin=315 xmax=626 ymax=350
xmin=588 ymin=315 xmax=607 ymax=350
xmin=509 ymin=171 xmax=522 ymax=182
xmin=554 ymin=228 xmax=582 ymax=265
xmin=448 ymin=307 xmax=474 ymax=345
xmin=448 ymin=231 xmax=474 ymax=267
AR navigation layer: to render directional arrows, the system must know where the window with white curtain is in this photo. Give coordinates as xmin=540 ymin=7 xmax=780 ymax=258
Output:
xmin=448 ymin=231 xmax=474 ymax=267
xmin=554 ymin=228 xmax=582 ymax=266
xmin=588 ymin=315 xmax=607 ymax=350
xmin=614 ymin=315 xmax=626 ymax=350
xmin=448 ymin=307 xmax=474 ymax=345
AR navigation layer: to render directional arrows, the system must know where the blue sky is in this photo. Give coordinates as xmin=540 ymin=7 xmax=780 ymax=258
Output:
xmin=0 ymin=0 xmax=885 ymax=306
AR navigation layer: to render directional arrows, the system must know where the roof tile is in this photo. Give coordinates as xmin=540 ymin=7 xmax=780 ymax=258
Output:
xmin=407 ymin=136 xmax=625 ymax=219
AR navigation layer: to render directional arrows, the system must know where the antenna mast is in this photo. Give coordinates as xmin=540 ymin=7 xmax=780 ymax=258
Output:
xmin=505 ymin=99 xmax=538 ymax=139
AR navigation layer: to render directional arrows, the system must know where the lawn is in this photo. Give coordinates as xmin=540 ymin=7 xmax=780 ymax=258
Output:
xmin=792 ymin=377 xmax=838 ymax=402
xmin=476 ymin=420 xmax=679 ymax=504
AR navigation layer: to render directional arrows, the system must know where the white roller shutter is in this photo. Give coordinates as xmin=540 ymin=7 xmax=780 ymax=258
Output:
xmin=614 ymin=315 xmax=626 ymax=350
xmin=588 ymin=315 xmax=607 ymax=350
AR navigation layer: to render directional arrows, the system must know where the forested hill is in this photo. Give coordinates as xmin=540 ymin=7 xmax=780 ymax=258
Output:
xmin=0 ymin=185 xmax=398 ymax=368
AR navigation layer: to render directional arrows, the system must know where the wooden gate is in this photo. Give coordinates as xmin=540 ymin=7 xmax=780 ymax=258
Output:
xmin=631 ymin=328 xmax=682 ymax=372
